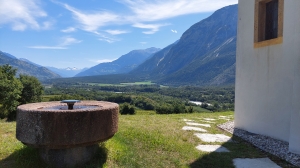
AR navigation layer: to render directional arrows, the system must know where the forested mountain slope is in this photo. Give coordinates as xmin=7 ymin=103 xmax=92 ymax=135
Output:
xmin=0 ymin=51 xmax=61 ymax=80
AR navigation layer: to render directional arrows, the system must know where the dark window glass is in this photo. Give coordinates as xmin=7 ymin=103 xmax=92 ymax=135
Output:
xmin=265 ymin=0 xmax=278 ymax=40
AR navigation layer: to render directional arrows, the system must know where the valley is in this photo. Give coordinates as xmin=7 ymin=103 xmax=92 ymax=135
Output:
xmin=0 ymin=4 xmax=238 ymax=86
xmin=43 ymin=81 xmax=235 ymax=113
xmin=1 ymin=2 xmax=298 ymax=167
xmin=1 ymin=4 xmax=238 ymax=117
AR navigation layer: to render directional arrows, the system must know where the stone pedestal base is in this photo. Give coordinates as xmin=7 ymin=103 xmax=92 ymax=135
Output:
xmin=39 ymin=144 xmax=98 ymax=168
xmin=16 ymin=101 xmax=119 ymax=167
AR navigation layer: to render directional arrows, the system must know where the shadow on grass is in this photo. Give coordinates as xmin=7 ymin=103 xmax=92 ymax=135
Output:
xmin=189 ymin=132 xmax=296 ymax=168
xmin=189 ymin=141 xmax=236 ymax=168
xmin=188 ymin=131 xmax=277 ymax=168
xmin=0 ymin=143 xmax=109 ymax=168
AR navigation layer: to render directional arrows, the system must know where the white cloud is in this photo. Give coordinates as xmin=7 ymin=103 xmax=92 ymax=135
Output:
xmin=28 ymin=36 xmax=81 ymax=49
xmin=171 ymin=29 xmax=178 ymax=33
xmin=140 ymin=42 xmax=147 ymax=45
xmin=120 ymin=0 xmax=238 ymax=22
xmin=98 ymin=38 xmax=119 ymax=43
xmin=0 ymin=0 xmax=51 ymax=31
xmin=61 ymin=27 xmax=76 ymax=33
xmin=92 ymin=31 xmax=120 ymax=43
xmin=28 ymin=46 xmax=67 ymax=49
xmin=42 ymin=21 xmax=54 ymax=29
xmin=133 ymin=23 xmax=169 ymax=34
xmin=55 ymin=0 xmax=237 ymax=36
xmin=105 ymin=29 xmax=129 ymax=35
xmin=59 ymin=37 xmax=81 ymax=46
xmin=89 ymin=59 xmax=116 ymax=63
xmin=142 ymin=31 xmax=155 ymax=35
xmin=62 ymin=4 xmax=121 ymax=32
xmin=12 ymin=23 xmax=27 ymax=31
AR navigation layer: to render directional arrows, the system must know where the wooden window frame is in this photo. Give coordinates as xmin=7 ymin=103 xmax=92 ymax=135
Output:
xmin=254 ymin=0 xmax=284 ymax=48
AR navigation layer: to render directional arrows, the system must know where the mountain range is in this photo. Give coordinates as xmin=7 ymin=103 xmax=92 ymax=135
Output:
xmin=18 ymin=58 xmax=87 ymax=77
xmin=71 ymin=4 xmax=237 ymax=86
xmin=46 ymin=67 xmax=88 ymax=77
xmin=131 ymin=4 xmax=237 ymax=85
xmin=0 ymin=47 xmax=160 ymax=79
xmin=75 ymin=47 xmax=160 ymax=77
xmin=0 ymin=51 xmax=61 ymax=80
xmin=1 ymin=4 xmax=238 ymax=86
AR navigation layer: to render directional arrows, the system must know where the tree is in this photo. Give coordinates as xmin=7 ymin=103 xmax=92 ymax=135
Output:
xmin=120 ymin=103 xmax=136 ymax=115
xmin=128 ymin=106 xmax=135 ymax=115
xmin=0 ymin=65 xmax=23 ymax=120
xmin=18 ymin=74 xmax=44 ymax=104
xmin=120 ymin=103 xmax=130 ymax=114
xmin=172 ymin=101 xmax=186 ymax=114
xmin=187 ymin=106 xmax=193 ymax=113
xmin=49 ymin=94 xmax=85 ymax=101
xmin=173 ymin=103 xmax=181 ymax=114
xmin=201 ymin=103 xmax=209 ymax=109
xmin=155 ymin=104 xmax=172 ymax=114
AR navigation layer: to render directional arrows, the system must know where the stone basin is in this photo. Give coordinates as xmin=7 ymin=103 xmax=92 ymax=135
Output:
xmin=16 ymin=101 xmax=119 ymax=167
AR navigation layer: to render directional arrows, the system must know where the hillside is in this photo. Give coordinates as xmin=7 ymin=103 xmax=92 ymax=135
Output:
xmin=0 ymin=51 xmax=61 ymax=80
xmin=129 ymin=41 xmax=178 ymax=77
xmin=131 ymin=4 xmax=238 ymax=86
xmin=45 ymin=5 xmax=238 ymax=86
xmin=76 ymin=47 xmax=160 ymax=77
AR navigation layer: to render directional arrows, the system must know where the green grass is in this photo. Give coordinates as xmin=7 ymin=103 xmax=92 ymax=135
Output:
xmin=86 ymin=81 xmax=156 ymax=87
xmin=87 ymin=83 xmax=125 ymax=87
xmin=85 ymin=81 xmax=169 ymax=87
xmin=191 ymin=106 xmax=211 ymax=112
xmin=120 ymin=81 xmax=155 ymax=85
xmin=0 ymin=112 xmax=295 ymax=168
xmin=135 ymin=110 xmax=156 ymax=115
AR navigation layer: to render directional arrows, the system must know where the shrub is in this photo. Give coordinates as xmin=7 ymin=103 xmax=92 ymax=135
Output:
xmin=155 ymin=101 xmax=187 ymax=114
xmin=120 ymin=103 xmax=136 ymax=115
xmin=106 ymin=95 xmax=132 ymax=104
xmin=132 ymin=97 xmax=155 ymax=110
xmin=187 ymin=106 xmax=193 ymax=113
xmin=155 ymin=104 xmax=173 ymax=114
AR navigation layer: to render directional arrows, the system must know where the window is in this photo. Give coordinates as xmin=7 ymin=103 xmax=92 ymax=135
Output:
xmin=265 ymin=0 xmax=278 ymax=40
xmin=254 ymin=0 xmax=283 ymax=48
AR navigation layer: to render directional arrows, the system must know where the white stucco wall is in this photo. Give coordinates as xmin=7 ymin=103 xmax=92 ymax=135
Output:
xmin=285 ymin=0 xmax=300 ymax=154
xmin=235 ymin=0 xmax=300 ymax=154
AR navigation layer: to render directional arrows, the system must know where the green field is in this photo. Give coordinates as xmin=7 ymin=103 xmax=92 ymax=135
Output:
xmin=120 ymin=81 xmax=156 ymax=85
xmin=87 ymin=83 xmax=125 ymax=87
xmin=0 ymin=111 xmax=293 ymax=168
xmin=86 ymin=81 xmax=164 ymax=87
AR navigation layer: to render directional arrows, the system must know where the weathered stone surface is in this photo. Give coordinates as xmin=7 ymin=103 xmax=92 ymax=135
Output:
xmin=196 ymin=145 xmax=230 ymax=152
xmin=182 ymin=126 xmax=207 ymax=132
xmin=194 ymin=133 xmax=232 ymax=142
xmin=233 ymin=158 xmax=281 ymax=168
xmin=16 ymin=101 xmax=119 ymax=149
xmin=16 ymin=101 xmax=118 ymax=167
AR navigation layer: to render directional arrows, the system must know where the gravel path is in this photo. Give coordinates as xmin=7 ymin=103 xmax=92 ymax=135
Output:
xmin=218 ymin=121 xmax=300 ymax=167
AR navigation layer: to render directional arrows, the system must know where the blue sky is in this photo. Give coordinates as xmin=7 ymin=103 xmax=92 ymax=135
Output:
xmin=0 ymin=0 xmax=237 ymax=69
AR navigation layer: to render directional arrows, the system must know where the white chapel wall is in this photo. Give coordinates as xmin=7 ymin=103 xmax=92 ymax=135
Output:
xmin=284 ymin=0 xmax=300 ymax=154
xmin=235 ymin=0 xmax=292 ymax=142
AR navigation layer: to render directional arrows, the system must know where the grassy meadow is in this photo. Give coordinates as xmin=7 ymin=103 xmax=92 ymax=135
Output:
xmin=86 ymin=81 xmax=158 ymax=87
xmin=0 ymin=111 xmax=294 ymax=168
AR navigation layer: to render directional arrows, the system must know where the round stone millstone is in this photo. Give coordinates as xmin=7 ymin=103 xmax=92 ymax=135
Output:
xmin=16 ymin=101 xmax=119 ymax=167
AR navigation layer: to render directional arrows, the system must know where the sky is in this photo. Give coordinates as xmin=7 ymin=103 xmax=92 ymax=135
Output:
xmin=0 ymin=0 xmax=237 ymax=69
